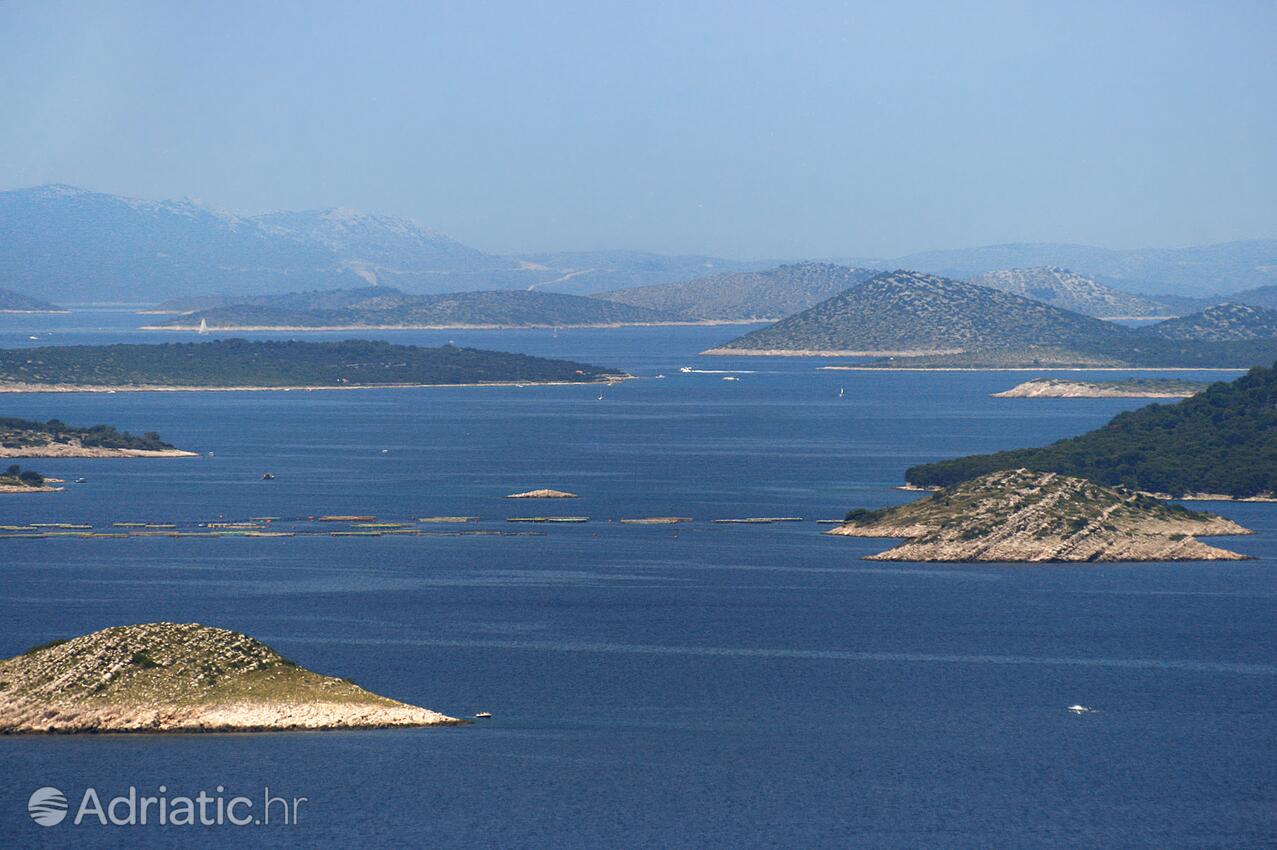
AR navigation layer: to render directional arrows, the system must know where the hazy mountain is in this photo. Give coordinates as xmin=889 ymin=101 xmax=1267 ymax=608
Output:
xmin=595 ymin=262 xmax=879 ymax=320
xmin=1142 ymin=304 xmax=1277 ymax=341
xmin=0 ymin=185 xmax=366 ymax=302
xmin=0 ymin=288 xmax=63 ymax=312
xmin=841 ymin=240 xmax=1277 ymax=297
xmin=149 ymin=286 xmax=679 ymax=329
xmin=510 ymin=250 xmax=775 ymax=295
xmin=966 ymin=267 xmax=1174 ymax=318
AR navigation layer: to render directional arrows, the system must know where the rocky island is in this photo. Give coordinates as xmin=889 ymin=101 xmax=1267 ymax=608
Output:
xmin=0 ymin=622 xmax=461 ymax=733
xmin=0 ymin=417 xmax=196 ymax=457
xmin=0 ymin=339 xmax=625 ymax=391
xmin=992 ymin=378 xmax=1208 ymax=399
xmin=506 ymin=488 xmax=579 ymax=499
xmin=829 ymin=469 xmax=1250 ymax=562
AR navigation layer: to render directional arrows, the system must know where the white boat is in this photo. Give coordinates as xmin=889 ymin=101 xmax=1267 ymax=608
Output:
xmin=722 ymin=376 xmax=739 ymax=381
xmin=1068 ymin=704 xmax=1092 ymax=714
xmin=679 ymin=366 xmax=692 ymax=373
xmin=474 ymin=712 xmax=493 ymax=719
xmin=839 ymin=387 xmax=845 ymax=399
xmin=198 ymin=318 xmax=209 ymax=335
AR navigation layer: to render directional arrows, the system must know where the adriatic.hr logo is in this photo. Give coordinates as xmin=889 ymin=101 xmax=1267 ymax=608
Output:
xmin=27 ymin=787 xmax=68 ymax=826
xmin=25 ymin=785 xmax=308 ymax=828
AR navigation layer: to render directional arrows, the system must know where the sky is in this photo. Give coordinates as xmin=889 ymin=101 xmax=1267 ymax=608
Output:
xmin=1 ymin=0 xmax=1275 ymax=259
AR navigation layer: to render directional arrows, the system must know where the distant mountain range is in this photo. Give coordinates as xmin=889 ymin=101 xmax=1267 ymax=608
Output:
xmin=3 ymin=184 xmax=1273 ymax=304
xmin=144 ymin=286 xmax=681 ymax=330
xmin=596 ymin=263 xmax=878 ymax=321
xmin=707 ymin=270 xmax=1277 ymax=368
xmin=844 ymin=240 xmax=1277 ymax=297
xmin=0 ymin=288 xmax=62 ymax=312
xmin=0 ymin=185 xmax=766 ymax=303
xmin=965 ymin=267 xmax=1174 ymax=318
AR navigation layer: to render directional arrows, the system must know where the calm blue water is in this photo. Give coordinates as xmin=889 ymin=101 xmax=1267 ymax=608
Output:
xmin=1 ymin=313 xmax=1273 ymax=848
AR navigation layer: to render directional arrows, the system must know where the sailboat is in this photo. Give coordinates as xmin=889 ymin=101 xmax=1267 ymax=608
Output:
xmin=839 ymin=387 xmax=845 ymax=399
xmin=198 ymin=318 xmax=209 ymax=335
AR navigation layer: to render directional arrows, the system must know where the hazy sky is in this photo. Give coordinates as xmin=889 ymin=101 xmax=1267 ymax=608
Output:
xmin=2 ymin=1 xmax=1275 ymax=259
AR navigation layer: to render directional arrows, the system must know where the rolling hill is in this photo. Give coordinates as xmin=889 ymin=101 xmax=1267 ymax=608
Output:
xmin=706 ymin=271 xmax=1277 ymax=367
xmin=706 ymin=270 xmax=1134 ymax=356
xmin=596 ymin=263 xmax=878 ymax=321
xmin=1142 ymin=304 xmax=1277 ymax=341
xmin=965 ymin=267 xmax=1174 ymax=318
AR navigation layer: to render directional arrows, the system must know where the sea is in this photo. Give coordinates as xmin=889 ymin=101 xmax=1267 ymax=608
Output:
xmin=0 ymin=311 xmax=1273 ymax=848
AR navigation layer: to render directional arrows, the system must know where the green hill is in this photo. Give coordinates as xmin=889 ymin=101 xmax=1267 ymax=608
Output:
xmin=596 ymin=262 xmax=878 ymax=321
xmin=148 ymin=286 xmax=678 ymax=329
xmin=0 ymin=339 xmax=624 ymax=388
xmin=906 ymin=363 xmax=1277 ymax=498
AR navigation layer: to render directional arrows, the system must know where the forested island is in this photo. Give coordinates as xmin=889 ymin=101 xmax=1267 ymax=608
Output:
xmin=0 ymin=340 xmax=625 ymax=390
xmin=908 ymin=364 xmax=1277 ymax=499
xmin=0 ymin=463 xmax=53 ymax=492
xmin=0 ymin=417 xmax=194 ymax=457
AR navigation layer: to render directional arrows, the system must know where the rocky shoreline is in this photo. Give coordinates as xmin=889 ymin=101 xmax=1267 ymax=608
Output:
xmin=0 ymin=623 xmax=462 ymax=734
xmin=0 ymin=378 xmax=626 ymax=394
xmin=142 ymin=320 xmax=765 ymax=332
xmin=0 ymin=444 xmax=198 ymax=458
xmin=832 ymin=469 xmax=1251 ymax=562
xmin=992 ymin=378 xmax=1205 ymax=398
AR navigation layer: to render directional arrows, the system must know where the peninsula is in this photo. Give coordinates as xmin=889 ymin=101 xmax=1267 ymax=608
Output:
xmin=0 ymin=463 xmax=57 ymax=493
xmin=992 ymin=378 xmax=1207 ymax=399
xmin=0 ymin=417 xmax=196 ymax=457
xmin=908 ymin=364 xmax=1277 ymax=499
xmin=0 ymin=339 xmax=625 ymax=391
xmin=0 ymin=287 xmax=64 ymax=313
xmin=0 ymin=622 xmax=462 ymax=733
xmin=829 ymin=469 xmax=1250 ymax=562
